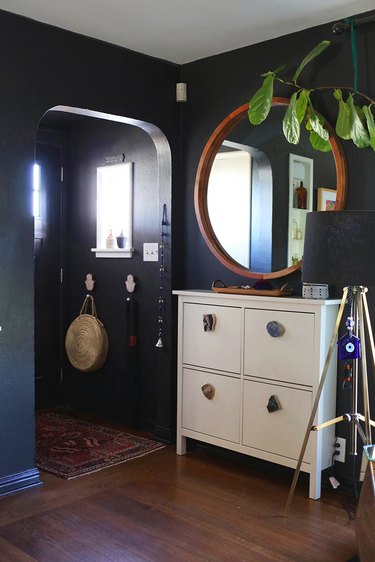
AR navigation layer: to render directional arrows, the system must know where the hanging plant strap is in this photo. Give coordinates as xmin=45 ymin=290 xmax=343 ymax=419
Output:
xmin=347 ymin=17 xmax=358 ymax=92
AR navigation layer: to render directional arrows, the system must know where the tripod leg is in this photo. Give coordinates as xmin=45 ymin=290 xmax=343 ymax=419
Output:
xmin=358 ymin=290 xmax=372 ymax=446
xmin=361 ymin=290 xmax=375 ymax=444
xmin=354 ymin=417 xmax=367 ymax=445
xmin=362 ymin=289 xmax=375 ymax=381
xmin=284 ymin=287 xmax=348 ymax=517
xmin=357 ymin=414 xmax=375 ymax=428
xmin=350 ymin=289 xmax=361 ymax=455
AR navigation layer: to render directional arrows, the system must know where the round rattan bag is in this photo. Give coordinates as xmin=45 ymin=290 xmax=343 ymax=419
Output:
xmin=65 ymin=295 xmax=109 ymax=372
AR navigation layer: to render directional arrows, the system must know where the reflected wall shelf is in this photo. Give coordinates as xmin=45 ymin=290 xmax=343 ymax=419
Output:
xmin=91 ymin=248 xmax=134 ymax=258
xmin=287 ymin=154 xmax=314 ymax=266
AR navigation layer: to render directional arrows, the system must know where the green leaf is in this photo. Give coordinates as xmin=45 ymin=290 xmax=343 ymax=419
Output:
xmin=333 ymin=88 xmax=343 ymax=102
xmin=308 ymin=101 xmax=329 ymax=141
xmin=363 ymin=105 xmax=375 ymax=151
xmin=282 ymin=93 xmax=300 ymax=144
xmin=260 ymin=64 xmax=286 ymax=77
xmin=248 ymin=74 xmax=274 ymax=125
xmin=292 ymin=40 xmax=331 ymax=83
xmin=347 ymin=95 xmax=370 ymax=148
xmin=334 ymin=89 xmax=351 ymax=140
xmin=295 ymin=89 xmax=309 ymax=123
xmin=305 ymin=118 xmax=312 ymax=131
xmin=355 ymin=104 xmax=366 ymax=123
xmin=309 ymin=130 xmax=332 ymax=152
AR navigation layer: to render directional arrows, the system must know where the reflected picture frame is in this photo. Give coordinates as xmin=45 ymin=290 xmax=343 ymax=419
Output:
xmin=318 ymin=188 xmax=336 ymax=211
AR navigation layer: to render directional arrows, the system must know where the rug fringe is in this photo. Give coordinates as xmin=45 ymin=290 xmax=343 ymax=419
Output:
xmin=65 ymin=445 xmax=166 ymax=479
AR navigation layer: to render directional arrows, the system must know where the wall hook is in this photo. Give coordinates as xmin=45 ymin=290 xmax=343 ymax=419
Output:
xmin=125 ymin=274 xmax=136 ymax=293
xmin=85 ymin=273 xmax=95 ymax=292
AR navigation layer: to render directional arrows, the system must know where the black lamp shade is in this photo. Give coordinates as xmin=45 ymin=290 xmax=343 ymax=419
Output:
xmin=302 ymin=211 xmax=375 ymax=286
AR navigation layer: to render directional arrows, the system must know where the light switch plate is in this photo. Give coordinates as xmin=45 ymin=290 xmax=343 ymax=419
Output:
xmin=143 ymin=243 xmax=159 ymax=261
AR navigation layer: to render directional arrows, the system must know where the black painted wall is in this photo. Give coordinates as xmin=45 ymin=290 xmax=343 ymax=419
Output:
xmin=1 ymin=5 xmax=375 ymax=493
xmin=0 ymin=9 xmax=180 ymax=487
xmin=181 ymin=11 xmax=375 ymax=485
xmin=57 ymin=118 xmax=167 ymax=430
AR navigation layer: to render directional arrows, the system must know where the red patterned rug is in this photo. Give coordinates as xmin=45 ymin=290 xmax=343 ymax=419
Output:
xmin=36 ymin=410 xmax=165 ymax=479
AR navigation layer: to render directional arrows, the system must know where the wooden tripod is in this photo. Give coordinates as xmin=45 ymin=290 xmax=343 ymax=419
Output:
xmin=285 ymin=286 xmax=375 ymax=516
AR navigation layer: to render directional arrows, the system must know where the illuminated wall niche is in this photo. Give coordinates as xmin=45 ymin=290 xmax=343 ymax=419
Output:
xmin=92 ymin=162 xmax=134 ymax=258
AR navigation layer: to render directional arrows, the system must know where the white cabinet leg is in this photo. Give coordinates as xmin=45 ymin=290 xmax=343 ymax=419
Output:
xmin=176 ymin=434 xmax=187 ymax=455
xmin=309 ymin=468 xmax=321 ymax=500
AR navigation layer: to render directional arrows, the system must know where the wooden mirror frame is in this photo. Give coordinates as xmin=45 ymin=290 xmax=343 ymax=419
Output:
xmin=194 ymin=97 xmax=348 ymax=280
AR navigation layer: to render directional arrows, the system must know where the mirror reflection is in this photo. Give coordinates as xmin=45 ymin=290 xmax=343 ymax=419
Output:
xmin=206 ymin=105 xmax=339 ymax=274
xmin=208 ymin=140 xmax=272 ymax=271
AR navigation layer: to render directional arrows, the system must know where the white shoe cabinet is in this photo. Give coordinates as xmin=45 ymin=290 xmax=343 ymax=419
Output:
xmin=174 ymin=290 xmax=340 ymax=500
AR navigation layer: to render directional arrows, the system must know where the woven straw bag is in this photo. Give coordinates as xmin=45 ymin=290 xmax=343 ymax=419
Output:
xmin=65 ymin=295 xmax=109 ymax=372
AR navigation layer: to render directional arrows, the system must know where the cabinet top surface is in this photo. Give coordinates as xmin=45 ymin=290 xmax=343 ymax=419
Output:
xmin=173 ymin=289 xmax=341 ymax=306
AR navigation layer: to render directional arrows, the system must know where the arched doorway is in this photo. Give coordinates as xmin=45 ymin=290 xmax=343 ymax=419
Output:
xmin=34 ymin=106 xmax=172 ymax=428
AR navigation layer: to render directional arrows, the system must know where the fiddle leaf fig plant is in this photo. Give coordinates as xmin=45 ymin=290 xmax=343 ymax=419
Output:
xmin=248 ymin=40 xmax=375 ymax=152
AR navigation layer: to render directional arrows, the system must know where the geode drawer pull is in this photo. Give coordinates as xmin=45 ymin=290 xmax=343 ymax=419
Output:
xmin=201 ymin=383 xmax=215 ymax=400
xmin=267 ymin=395 xmax=282 ymax=413
xmin=266 ymin=320 xmax=285 ymax=337
xmin=203 ymin=313 xmax=216 ymax=332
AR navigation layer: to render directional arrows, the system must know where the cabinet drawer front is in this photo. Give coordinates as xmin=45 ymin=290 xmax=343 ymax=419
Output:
xmin=244 ymin=309 xmax=315 ymax=385
xmin=183 ymin=303 xmax=241 ymax=373
xmin=243 ymin=380 xmax=312 ymax=462
xmin=182 ymin=368 xmax=241 ymax=443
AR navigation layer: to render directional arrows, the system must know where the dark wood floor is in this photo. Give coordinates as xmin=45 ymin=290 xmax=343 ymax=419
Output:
xmin=0 ymin=438 xmax=358 ymax=561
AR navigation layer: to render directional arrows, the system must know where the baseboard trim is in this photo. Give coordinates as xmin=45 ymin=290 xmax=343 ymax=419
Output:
xmin=152 ymin=424 xmax=173 ymax=443
xmin=0 ymin=468 xmax=42 ymax=497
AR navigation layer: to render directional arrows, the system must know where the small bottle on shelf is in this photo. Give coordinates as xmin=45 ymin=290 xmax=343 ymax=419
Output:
xmin=106 ymin=228 xmax=116 ymax=249
xmin=296 ymin=181 xmax=307 ymax=209
xmin=292 ymin=182 xmax=298 ymax=208
xmin=292 ymin=219 xmax=298 ymax=239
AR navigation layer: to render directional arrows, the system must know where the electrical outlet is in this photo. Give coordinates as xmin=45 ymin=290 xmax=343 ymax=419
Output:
xmin=334 ymin=437 xmax=346 ymax=463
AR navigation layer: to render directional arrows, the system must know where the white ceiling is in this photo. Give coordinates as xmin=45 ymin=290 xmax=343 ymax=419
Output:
xmin=0 ymin=0 xmax=373 ymax=64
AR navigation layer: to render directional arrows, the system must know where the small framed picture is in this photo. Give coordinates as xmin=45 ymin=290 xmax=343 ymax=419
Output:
xmin=317 ymin=188 xmax=336 ymax=211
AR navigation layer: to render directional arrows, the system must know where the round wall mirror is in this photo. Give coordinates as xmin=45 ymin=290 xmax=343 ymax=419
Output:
xmin=194 ymin=97 xmax=348 ymax=280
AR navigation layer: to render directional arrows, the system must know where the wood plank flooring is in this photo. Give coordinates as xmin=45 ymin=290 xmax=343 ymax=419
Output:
xmin=0 ymin=439 xmax=358 ymax=561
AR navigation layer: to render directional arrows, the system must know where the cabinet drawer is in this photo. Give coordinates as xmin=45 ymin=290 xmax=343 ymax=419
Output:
xmin=243 ymin=380 xmax=312 ymax=462
xmin=244 ymin=308 xmax=315 ymax=385
xmin=182 ymin=303 xmax=241 ymax=373
xmin=182 ymin=368 xmax=241 ymax=443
